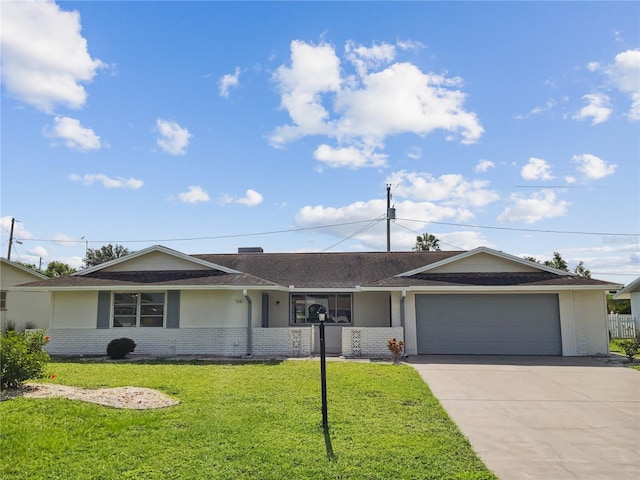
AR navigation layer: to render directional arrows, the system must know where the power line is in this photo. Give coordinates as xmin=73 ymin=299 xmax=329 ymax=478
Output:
xmin=10 ymin=215 xmax=640 ymax=249
xmin=396 ymin=218 xmax=640 ymax=238
xmin=15 ymin=219 xmax=381 ymax=244
xmin=322 ymin=215 xmax=385 ymax=252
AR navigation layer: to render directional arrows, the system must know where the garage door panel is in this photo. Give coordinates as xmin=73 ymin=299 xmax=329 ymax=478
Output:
xmin=416 ymin=294 xmax=561 ymax=355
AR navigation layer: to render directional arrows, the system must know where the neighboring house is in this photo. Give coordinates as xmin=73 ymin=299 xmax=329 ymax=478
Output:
xmin=15 ymin=245 xmax=621 ymax=358
xmin=614 ymin=276 xmax=640 ymax=330
xmin=0 ymin=258 xmax=50 ymax=331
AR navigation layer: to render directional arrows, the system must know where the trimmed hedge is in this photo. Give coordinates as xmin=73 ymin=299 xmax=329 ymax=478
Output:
xmin=106 ymin=338 xmax=136 ymax=360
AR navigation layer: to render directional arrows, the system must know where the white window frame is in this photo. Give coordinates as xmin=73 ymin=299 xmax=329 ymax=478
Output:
xmin=112 ymin=292 xmax=165 ymax=328
xmin=290 ymin=293 xmax=353 ymax=325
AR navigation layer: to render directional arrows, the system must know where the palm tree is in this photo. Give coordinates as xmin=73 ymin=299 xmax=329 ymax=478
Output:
xmin=413 ymin=233 xmax=441 ymax=251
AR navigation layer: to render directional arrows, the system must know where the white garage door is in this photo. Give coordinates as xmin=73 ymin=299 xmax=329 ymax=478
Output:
xmin=416 ymin=294 xmax=561 ymax=355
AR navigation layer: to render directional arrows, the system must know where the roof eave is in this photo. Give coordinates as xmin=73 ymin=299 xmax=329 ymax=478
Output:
xmin=362 ymin=283 xmax=622 ymax=292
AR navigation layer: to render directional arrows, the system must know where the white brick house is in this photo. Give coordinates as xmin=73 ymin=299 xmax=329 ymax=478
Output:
xmin=16 ymin=245 xmax=620 ymax=358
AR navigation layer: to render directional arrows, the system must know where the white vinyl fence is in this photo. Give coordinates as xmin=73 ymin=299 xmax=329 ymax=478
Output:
xmin=608 ymin=314 xmax=637 ymax=339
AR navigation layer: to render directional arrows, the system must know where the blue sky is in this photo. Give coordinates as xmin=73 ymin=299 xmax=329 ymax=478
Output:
xmin=1 ymin=1 xmax=639 ymax=284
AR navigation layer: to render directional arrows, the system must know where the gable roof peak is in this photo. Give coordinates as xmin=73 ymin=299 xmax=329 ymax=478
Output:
xmin=396 ymin=246 xmax=573 ymax=277
xmin=75 ymin=244 xmax=241 ymax=276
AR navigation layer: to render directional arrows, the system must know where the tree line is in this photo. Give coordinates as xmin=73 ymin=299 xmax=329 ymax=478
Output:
xmin=14 ymin=244 xmax=132 ymax=278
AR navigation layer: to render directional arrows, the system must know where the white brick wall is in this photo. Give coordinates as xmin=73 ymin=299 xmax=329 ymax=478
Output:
xmin=252 ymin=327 xmax=312 ymax=357
xmin=45 ymin=326 xmax=399 ymax=358
xmin=46 ymin=328 xmax=248 ymax=357
xmin=341 ymin=327 xmax=404 ymax=358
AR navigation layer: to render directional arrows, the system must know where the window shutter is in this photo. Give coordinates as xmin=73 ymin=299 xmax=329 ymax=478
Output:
xmin=166 ymin=290 xmax=180 ymax=329
xmin=97 ymin=291 xmax=111 ymax=329
xmin=261 ymin=293 xmax=269 ymax=328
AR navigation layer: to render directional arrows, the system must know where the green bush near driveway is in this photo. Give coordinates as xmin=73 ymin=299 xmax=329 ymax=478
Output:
xmin=0 ymin=361 xmax=496 ymax=480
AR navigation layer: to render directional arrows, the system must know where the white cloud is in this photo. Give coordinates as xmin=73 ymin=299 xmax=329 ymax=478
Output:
xmin=314 ymin=144 xmax=387 ymax=169
xmin=573 ymin=93 xmax=612 ymax=125
xmin=237 ymin=189 xmax=263 ymax=207
xmin=345 ymin=40 xmax=396 ymax=77
xmin=605 ymin=49 xmax=640 ymax=120
xmin=396 ymin=39 xmax=425 ymax=52
xmin=69 ymin=173 xmax=143 ymax=189
xmin=439 ymin=231 xmax=494 ymax=250
xmin=270 ymin=40 xmax=341 ymax=146
xmin=294 ymin=196 xmax=492 ymax=251
xmin=498 ymin=190 xmax=569 ymax=224
xmin=46 ymin=116 xmax=101 ymax=151
xmin=0 ymin=216 xmax=33 ymax=240
xmin=475 ymin=159 xmax=495 ymax=173
xmin=52 ymin=233 xmax=78 ymax=246
xmin=28 ymin=245 xmax=48 ymax=258
xmin=586 ymin=62 xmax=600 ymax=72
xmin=222 ymin=189 xmax=264 ymax=207
xmin=406 ymin=147 xmax=422 ymax=160
xmin=156 ymin=119 xmax=192 ymax=155
xmin=531 ymin=100 xmax=556 ymax=115
xmin=269 ymin=40 xmax=483 ymax=166
xmin=387 ymin=170 xmax=500 ymax=209
xmin=0 ymin=0 xmax=103 ymax=112
xmin=176 ymin=186 xmax=210 ymax=204
xmin=571 ymin=153 xmax=617 ymax=180
xmin=219 ymin=67 xmax=240 ymax=98
xmin=521 ymin=157 xmax=554 ymax=181
xmin=334 ymin=62 xmax=483 ymax=145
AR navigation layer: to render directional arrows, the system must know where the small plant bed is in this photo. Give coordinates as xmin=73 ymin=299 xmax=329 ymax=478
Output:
xmin=610 ymin=337 xmax=640 ymax=365
xmin=1 ymin=361 xmax=496 ymax=480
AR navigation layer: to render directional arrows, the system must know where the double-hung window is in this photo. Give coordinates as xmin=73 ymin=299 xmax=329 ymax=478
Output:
xmin=113 ymin=292 xmax=165 ymax=327
xmin=0 ymin=291 xmax=6 ymax=310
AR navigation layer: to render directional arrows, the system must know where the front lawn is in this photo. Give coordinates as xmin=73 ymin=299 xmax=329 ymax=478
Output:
xmin=0 ymin=361 xmax=495 ymax=480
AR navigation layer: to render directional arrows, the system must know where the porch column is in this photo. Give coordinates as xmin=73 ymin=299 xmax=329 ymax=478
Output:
xmin=390 ymin=292 xmax=402 ymax=327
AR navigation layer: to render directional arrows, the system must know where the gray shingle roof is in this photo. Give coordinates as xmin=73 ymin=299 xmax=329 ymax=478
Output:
xmin=367 ymin=271 xmax=616 ymax=288
xmin=193 ymin=251 xmax=462 ymax=288
xmin=20 ymin=270 xmax=277 ymax=288
xmin=16 ymin=249 xmax=617 ymax=290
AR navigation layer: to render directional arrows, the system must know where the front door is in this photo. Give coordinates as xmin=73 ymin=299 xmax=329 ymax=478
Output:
xmin=313 ymin=325 xmax=343 ymax=354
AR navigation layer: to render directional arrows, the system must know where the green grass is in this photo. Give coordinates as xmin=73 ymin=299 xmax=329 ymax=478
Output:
xmin=610 ymin=338 xmax=640 ymax=357
xmin=1 ymin=361 xmax=496 ymax=480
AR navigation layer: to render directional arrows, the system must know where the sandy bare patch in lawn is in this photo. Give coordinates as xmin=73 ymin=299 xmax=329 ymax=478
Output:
xmin=1 ymin=383 xmax=179 ymax=409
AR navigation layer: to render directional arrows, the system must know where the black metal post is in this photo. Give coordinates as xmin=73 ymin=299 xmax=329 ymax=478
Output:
xmin=319 ymin=309 xmax=328 ymax=431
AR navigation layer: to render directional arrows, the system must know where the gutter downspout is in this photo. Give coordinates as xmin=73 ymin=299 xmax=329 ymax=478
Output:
xmin=401 ymin=290 xmax=407 ymax=357
xmin=243 ymin=289 xmax=252 ymax=356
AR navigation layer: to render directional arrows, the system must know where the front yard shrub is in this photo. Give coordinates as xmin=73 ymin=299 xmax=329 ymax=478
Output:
xmin=387 ymin=337 xmax=404 ymax=364
xmin=0 ymin=330 xmax=50 ymax=390
xmin=618 ymin=333 xmax=640 ymax=363
xmin=107 ymin=338 xmax=136 ymax=359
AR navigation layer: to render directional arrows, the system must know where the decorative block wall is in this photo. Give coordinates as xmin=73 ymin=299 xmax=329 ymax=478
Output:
xmin=341 ymin=327 xmax=404 ymax=358
xmin=252 ymin=327 xmax=312 ymax=357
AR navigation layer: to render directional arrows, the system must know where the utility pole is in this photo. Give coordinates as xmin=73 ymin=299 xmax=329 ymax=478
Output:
xmin=7 ymin=218 xmax=15 ymax=260
xmin=386 ymin=185 xmax=395 ymax=252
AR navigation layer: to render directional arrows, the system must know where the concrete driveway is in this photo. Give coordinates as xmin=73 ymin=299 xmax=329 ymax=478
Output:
xmin=408 ymin=356 xmax=640 ymax=480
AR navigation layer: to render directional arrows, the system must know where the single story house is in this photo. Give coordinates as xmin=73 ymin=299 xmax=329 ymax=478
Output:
xmin=614 ymin=276 xmax=640 ymax=330
xmin=16 ymin=245 xmax=621 ymax=358
xmin=1 ymin=258 xmax=51 ymax=332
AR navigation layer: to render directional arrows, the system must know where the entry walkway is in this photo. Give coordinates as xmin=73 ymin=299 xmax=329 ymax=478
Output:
xmin=408 ymin=355 xmax=640 ymax=480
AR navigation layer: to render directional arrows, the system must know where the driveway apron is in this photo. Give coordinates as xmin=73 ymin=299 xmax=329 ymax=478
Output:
xmin=408 ymin=356 xmax=640 ymax=480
